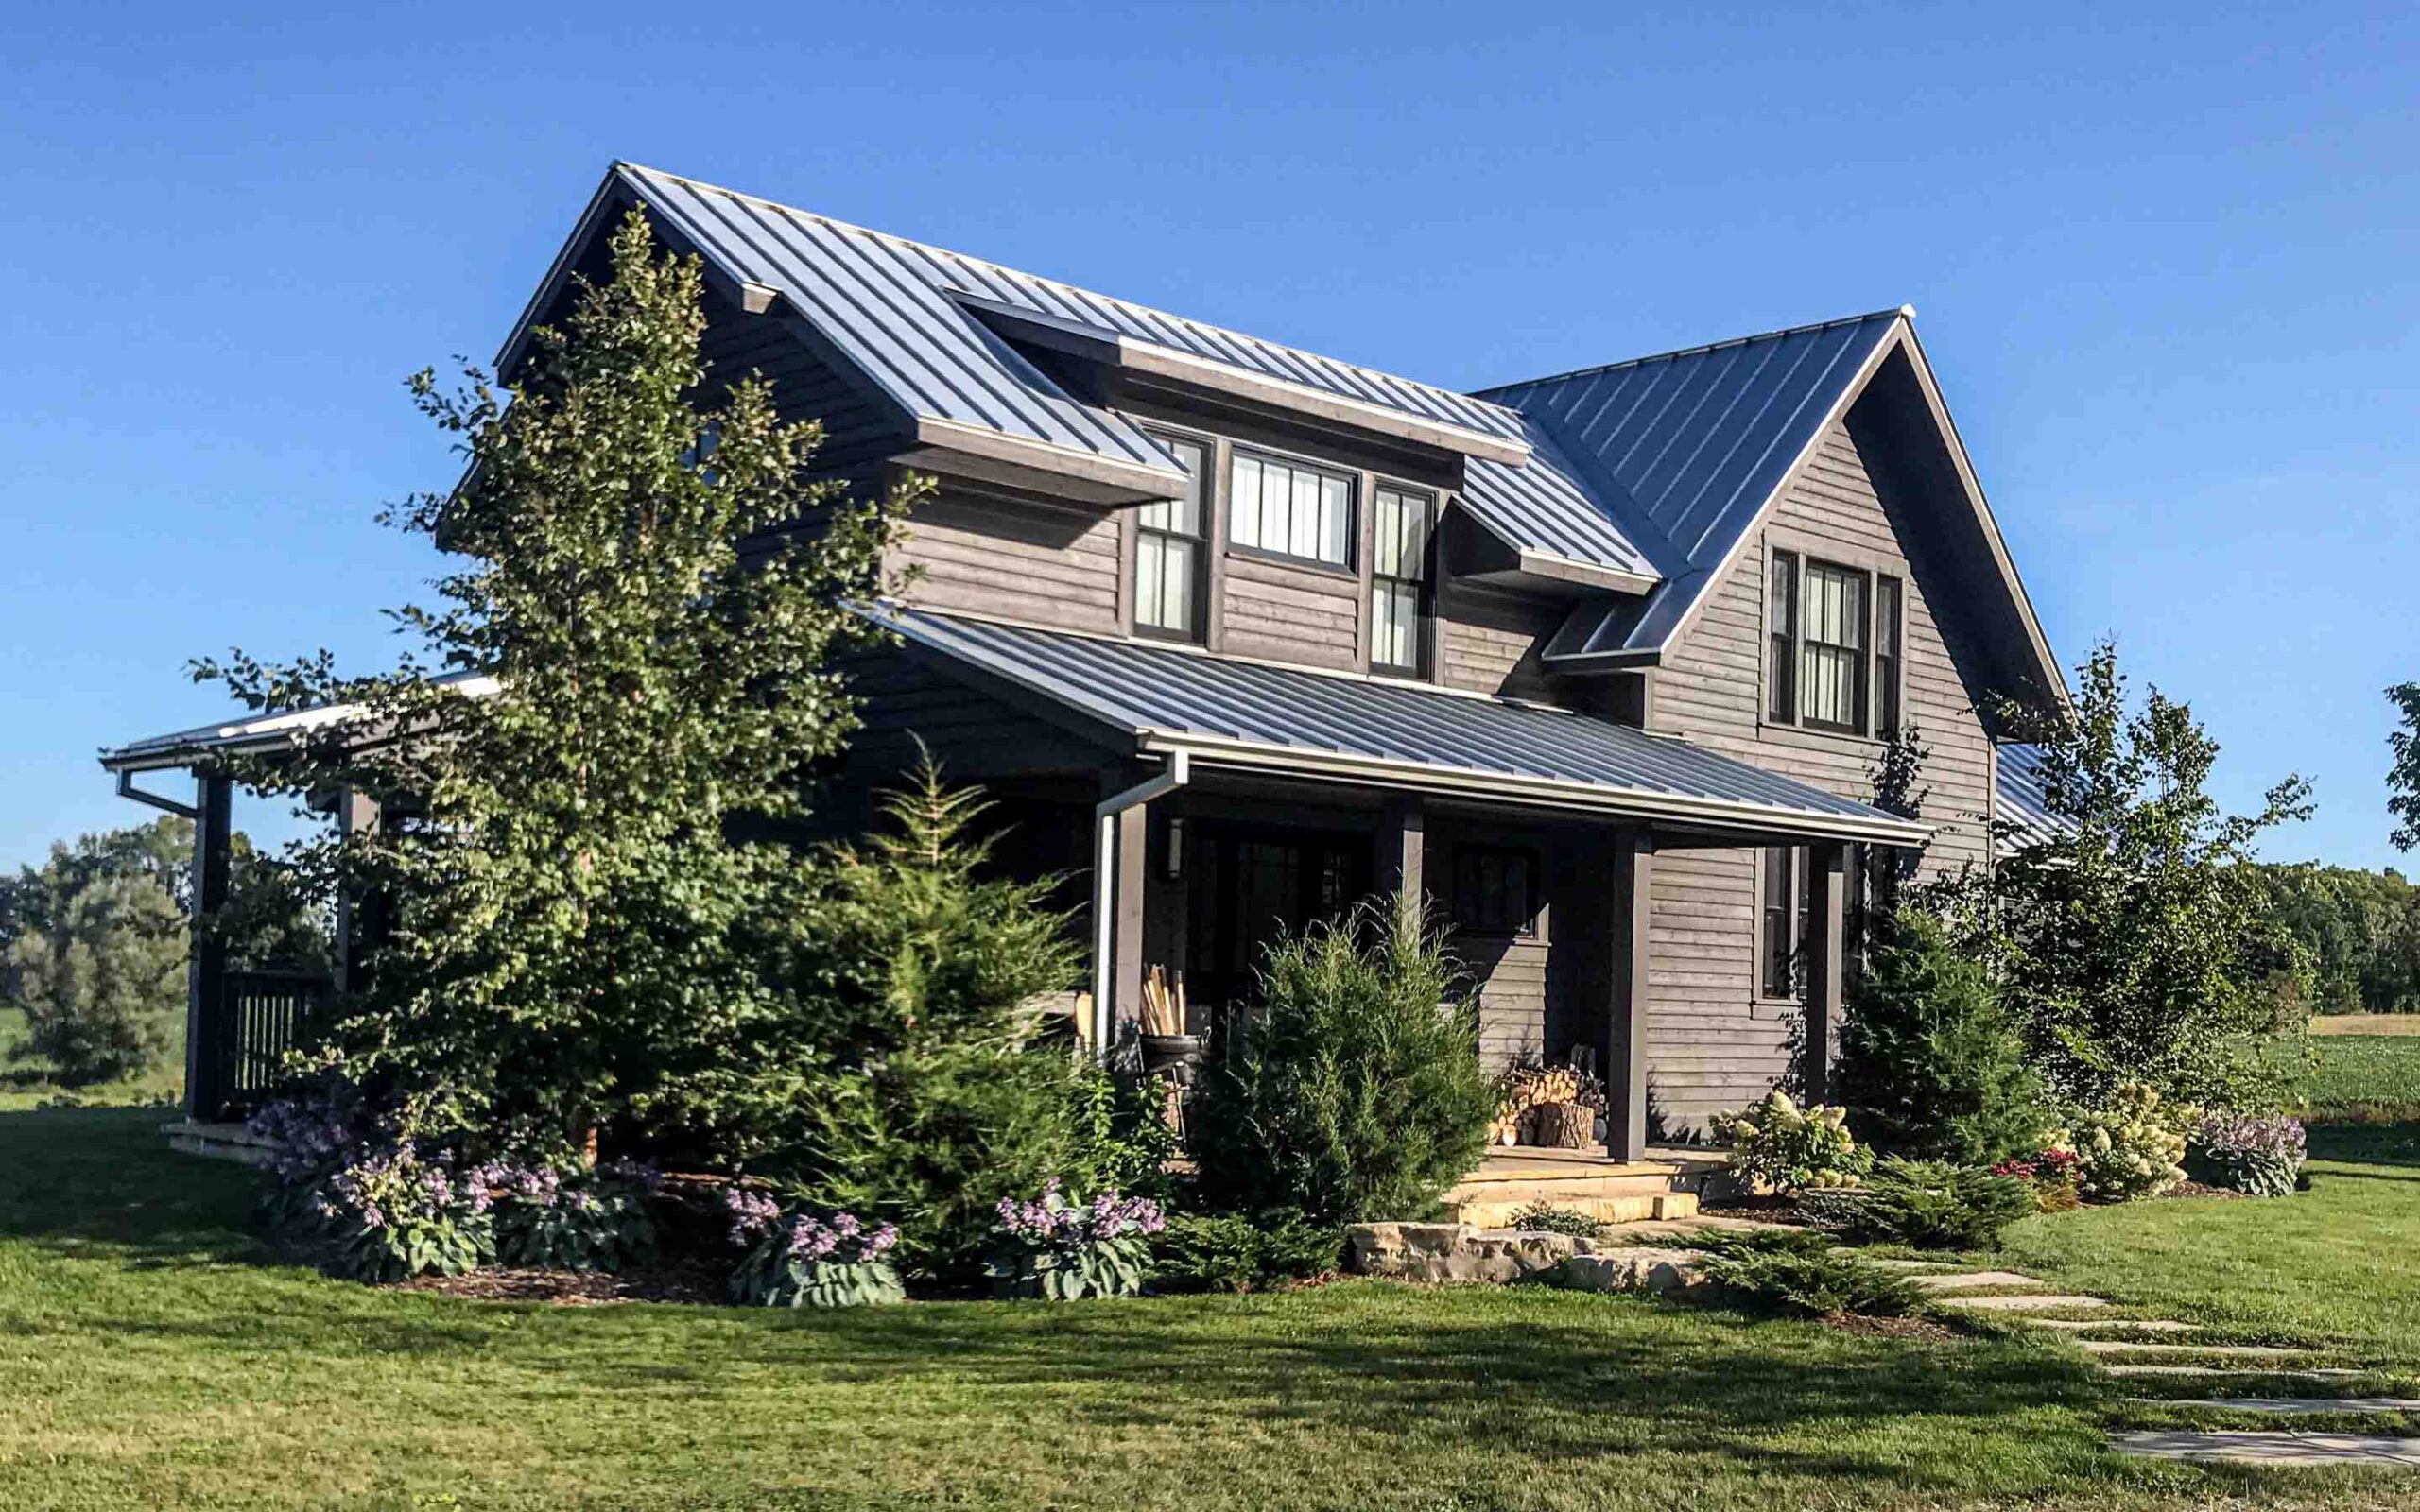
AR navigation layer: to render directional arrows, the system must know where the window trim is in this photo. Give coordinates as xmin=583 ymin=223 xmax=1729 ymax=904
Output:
xmin=1797 ymin=558 xmax=1870 ymax=735
xmin=1760 ymin=536 xmax=1908 ymax=742
xmin=1131 ymin=428 xmax=1211 ymax=643
xmin=1367 ymin=481 xmax=1435 ymax=678
xmin=1225 ymin=444 xmax=1358 ymax=574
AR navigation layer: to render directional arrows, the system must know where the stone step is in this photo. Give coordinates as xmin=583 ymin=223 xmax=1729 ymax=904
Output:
xmin=1444 ymin=1190 xmax=1697 ymax=1229
xmin=2133 ymin=1398 xmax=2420 ymax=1416
xmin=1938 ymin=1294 xmax=2110 ymax=1312
xmin=2106 ymin=1365 xmax=2368 ymax=1379
xmin=1909 ymin=1270 xmax=2049 ymax=1292
xmin=2079 ymin=1341 xmax=2307 ymax=1360
xmin=2019 ymin=1318 xmax=2199 ymax=1334
xmin=2108 ymin=1430 xmax=2420 ymax=1467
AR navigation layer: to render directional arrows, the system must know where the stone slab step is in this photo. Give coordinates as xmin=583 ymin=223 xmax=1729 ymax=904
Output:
xmin=1445 ymin=1191 xmax=1696 ymax=1229
xmin=1910 ymin=1270 xmax=2048 ymax=1292
xmin=1938 ymin=1294 xmax=2110 ymax=1312
xmin=2080 ymin=1341 xmax=2306 ymax=1360
xmin=2020 ymin=1318 xmax=2198 ymax=1334
xmin=2134 ymin=1398 xmax=2420 ymax=1416
xmin=2106 ymin=1365 xmax=2368 ymax=1379
xmin=2108 ymin=1430 xmax=2420 ymax=1467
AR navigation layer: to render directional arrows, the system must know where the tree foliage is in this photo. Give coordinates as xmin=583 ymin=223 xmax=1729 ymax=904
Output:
xmin=1834 ymin=908 xmax=2044 ymax=1165
xmin=2388 ymin=682 xmax=2420 ymax=853
xmin=1929 ymin=642 xmax=2310 ymax=1108
xmin=2256 ymin=862 xmax=2420 ymax=1014
xmin=191 ymin=208 xmax=918 ymax=1154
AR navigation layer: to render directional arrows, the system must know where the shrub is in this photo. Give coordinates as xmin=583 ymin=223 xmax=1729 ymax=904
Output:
xmin=474 ymin=1160 xmax=660 ymax=1272
xmin=1507 ymin=1202 xmax=1607 ymax=1238
xmin=1991 ymin=1146 xmax=2083 ymax=1212
xmin=726 ymin=1198 xmax=906 ymax=1308
xmin=1150 ymin=1210 xmax=1343 ymax=1293
xmin=250 ymin=1099 xmax=492 ymax=1282
xmin=985 ymin=1182 xmax=1166 ymax=1300
xmin=7 ymin=869 xmax=184 ymax=1087
xmin=2190 ymin=1110 xmax=2307 ymax=1197
xmin=1690 ymin=1229 xmax=1925 ymax=1318
xmin=1711 ymin=1091 xmax=1873 ymax=1194
xmin=1835 ymin=910 xmax=2046 ymax=1165
xmin=1187 ymin=898 xmax=1496 ymax=1224
xmin=2067 ymin=1081 xmax=2197 ymax=1201
xmin=1068 ymin=1064 xmax=1181 ymax=1204
xmin=1801 ymin=1157 xmax=2035 ymax=1250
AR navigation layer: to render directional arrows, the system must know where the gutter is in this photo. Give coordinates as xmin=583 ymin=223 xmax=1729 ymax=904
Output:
xmin=1090 ymin=751 xmax=1189 ymax=1055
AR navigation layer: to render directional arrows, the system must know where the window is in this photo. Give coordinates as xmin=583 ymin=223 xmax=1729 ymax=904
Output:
xmin=1454 ymin=846 xmax=1537 ymax=937
xmin=1874 ymin=576 xmax=1903 ymax=736
xmin=1370 ymin=485 xmax=1432 ymax=674
xmin=1133 ymin=436 xmax=1206 ymax=639
xmin=1230 ymin=450 xmax=1352 ymax=567
xmin=1759 ymin=845 xmax=1873 ymax=1001
xmin=1768 ymin=550 xmax=1895 ymax=737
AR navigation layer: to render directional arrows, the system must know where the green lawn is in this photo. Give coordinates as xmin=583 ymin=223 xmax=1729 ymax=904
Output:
xmin=8 ymin=1110 xmax=2420 ymax=1510
xmin=2300 ymin=1035 xmax=2420 ymax=1122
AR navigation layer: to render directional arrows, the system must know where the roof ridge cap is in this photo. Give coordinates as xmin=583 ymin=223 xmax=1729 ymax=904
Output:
xmin=1472 ymin=305 xmax=1912 ymax=400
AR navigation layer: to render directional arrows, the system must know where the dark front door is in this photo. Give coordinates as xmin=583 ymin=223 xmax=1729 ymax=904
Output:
xmin=1186 ymin=823 xmax=1369 ymax=1011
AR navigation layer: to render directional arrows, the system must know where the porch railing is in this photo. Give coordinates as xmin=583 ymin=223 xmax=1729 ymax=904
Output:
xmin=194 ymin=969 xmax=332 ymax=1121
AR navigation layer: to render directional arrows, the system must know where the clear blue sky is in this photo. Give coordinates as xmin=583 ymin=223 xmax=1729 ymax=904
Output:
xmin=4 ymin=3 xmax=2416 ymax=871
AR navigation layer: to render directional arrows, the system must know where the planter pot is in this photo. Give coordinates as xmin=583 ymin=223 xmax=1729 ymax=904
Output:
xmin=1139 ymin=1033 xmax=1204 ymax=1087
xmin=1527 ymin=1101 xmax=1594 ymax=1150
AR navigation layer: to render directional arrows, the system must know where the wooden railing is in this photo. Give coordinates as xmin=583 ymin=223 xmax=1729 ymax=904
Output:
xmin=194 ymin=969 xmax=331 ymax=1121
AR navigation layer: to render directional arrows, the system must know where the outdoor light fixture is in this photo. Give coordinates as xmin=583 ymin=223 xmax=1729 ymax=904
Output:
xmin=1163 ymin=816 xmax=1185 ymax=880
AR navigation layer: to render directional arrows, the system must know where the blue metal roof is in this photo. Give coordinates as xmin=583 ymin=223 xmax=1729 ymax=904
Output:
xmin=1481 ymin=310 xmax=1906 ymax=661
xmin=1996 ymin=743 xmax=2073 ymax=851
xmin=1460 ymin=416 xmax=1660 ymax=581
xmin=865 ymin=604 xmax=1929 ymax=844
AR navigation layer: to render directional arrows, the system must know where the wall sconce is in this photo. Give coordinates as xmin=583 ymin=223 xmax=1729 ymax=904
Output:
xmin=1162 ymin=816 xmax=1185 ymax=881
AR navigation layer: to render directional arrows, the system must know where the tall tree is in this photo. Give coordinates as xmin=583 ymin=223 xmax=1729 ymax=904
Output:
xmin=1932 ymin=643 xmax=2312 ymax=1108
xmin=195 ymin=209 xmax=918 ymax=1154
xmin=4 ymin=827 xmax=192 ymax=1086
xmin=2388 ymin=683 xmax=2420 ymax=853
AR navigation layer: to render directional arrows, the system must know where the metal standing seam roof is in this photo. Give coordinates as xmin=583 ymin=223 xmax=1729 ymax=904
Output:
xmin=1996 ymin=743 xmax=2073 ymax=851
xmin=865 ymin=603 xmax=1930 ymax=844
xmin=1480 ymin=309 xmax=1907 ymax=661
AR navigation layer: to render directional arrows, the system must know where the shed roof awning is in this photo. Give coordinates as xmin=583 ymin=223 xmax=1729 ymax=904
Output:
xmin=98 ymin=673 xmax=497 ymax=774
xmin=867 ymin=605 xmax=1931 ymax=846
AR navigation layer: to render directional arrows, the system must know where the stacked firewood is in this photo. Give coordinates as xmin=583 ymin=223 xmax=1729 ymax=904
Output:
xmin=1139 ymin=967 xmax=1187 ymax=1038
xmin=1488 ymin=1062 xmax=1605 ymax=1147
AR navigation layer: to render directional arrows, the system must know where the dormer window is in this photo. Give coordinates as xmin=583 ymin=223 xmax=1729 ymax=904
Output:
xmin=1231 ymin=450 xmax=1352 ymax=568
xmin=1766 ymin=548 xmax=1903 ymax=737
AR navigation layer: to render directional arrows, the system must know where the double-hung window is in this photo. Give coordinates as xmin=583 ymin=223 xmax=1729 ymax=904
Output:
xmin=1134 ymin=435 xmax=1206 ymax=640
xmin=1369 ymin=485 xmax=1432 ymax=675
xmin=1230 ymin=450 xmax=1353 ymax=568
xmin=1759 ymin=843 xmax=1875 ymax=1001
xmin=1766 ymin=549 xmax=1904 ymax=738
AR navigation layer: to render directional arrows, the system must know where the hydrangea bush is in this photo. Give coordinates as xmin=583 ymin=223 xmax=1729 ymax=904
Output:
xmin=2190 ymin=1110 xmax=2306 ymax=1197
xmin=724 ymin=1191 xmax=906 ymax=1308
xmin=2066 ymin=1081 xmax=2198 ymax=1201
xmin=1711 ymin=1091 xmax=1873 ymax=1194
xmin=985 ymin=1181 xmax=1165 ymax=1299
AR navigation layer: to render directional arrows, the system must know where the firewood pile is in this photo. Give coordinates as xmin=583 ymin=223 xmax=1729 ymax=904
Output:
xmin=1488 ymin=1062 xmax=1607 ymax=1147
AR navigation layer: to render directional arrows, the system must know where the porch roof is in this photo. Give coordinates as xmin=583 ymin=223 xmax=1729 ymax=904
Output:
xmin=864 ymin=605 xmax=1933 ymax=847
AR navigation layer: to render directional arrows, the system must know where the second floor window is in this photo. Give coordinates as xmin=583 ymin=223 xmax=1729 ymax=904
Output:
xmin=1370 ymin=485 xmax=1432 ymax=675
xmin=1767 ymin=549 xmax=1903 ymax=737
xmin=1231 ymin=450 xmax=1352 ymax=568
xmin=1134 ymin=436 xmax=1206 ymax=639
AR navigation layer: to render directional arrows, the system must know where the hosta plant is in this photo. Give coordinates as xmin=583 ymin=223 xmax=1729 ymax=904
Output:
xmin=250 ymin=1098 xmax=493 ymax=1282
xmin=1711 ymin=1091 xmax=1873 ymax=1194
xmin=726 ymin=1194 xmax=907 ymax=1308
xmin=2190 ymin=1110 xmax=2306 ymax=1197
xmin=2066 ymin=1081 xmax=2198 ymax=1201
xmin=985 ymin=1181 xmax=1165 ymax=1300
xmin=474 ymin=1159 xmax=661 ymax=1272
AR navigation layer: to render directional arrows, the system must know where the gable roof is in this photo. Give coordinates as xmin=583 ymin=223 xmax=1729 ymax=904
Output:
xmin=868 ymin=603 xmax=1930 ymax=846
xmin=1996 ymin=743 xmax=2074 ymax=851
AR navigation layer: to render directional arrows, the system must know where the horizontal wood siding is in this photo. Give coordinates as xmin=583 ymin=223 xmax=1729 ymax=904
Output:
xmin=890 ymin=489 xmax=1123 ymax=635
xmin=1644 ymin=410 xmax=2000 ymax=1131
xmin=1438 ymin=583 xmax=1561 ymax=699
xmin=696 ymin=301 xmax=900 ymax=471
xmin=840 ymin=647 xmax=1101 ymax=783
xmin=1220 ymin=553 xmax=1361 ymax=672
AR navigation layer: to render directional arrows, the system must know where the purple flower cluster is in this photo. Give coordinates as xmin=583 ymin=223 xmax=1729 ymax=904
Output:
xmin=782 ymin=1210 xmax=900 ymax=1264
xmin=321 ymin=1145 xmax=456 ymax=1230
xmin=721 ymin=1187 xmax=783 ymax=1247
xmin=994 ymin=1180 xmax=1166 ymax=1249
xmin=465 ymin=1162 xmax=562 ymax=1214
xmin=246 ymin=1098 xmax=360 ymax=1184
xmin=2196 ymin=1110 xmax=2307 ymax=1160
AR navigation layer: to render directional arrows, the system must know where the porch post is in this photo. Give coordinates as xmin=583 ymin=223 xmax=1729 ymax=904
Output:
xmin=1096 ymin=765 xmax=1150 ymax=1049
xmin=182 ymin=773 xmax=233 ymax=1122
xmin=335 ymin=786 xmax=382 ymax=994
xmin=1377 ymin=795 xmax=1426 ymax=912
xmin=1803 ymin=839 xmax=1849 ymax=1103
xmin=1605 ymin=826 xmax=1654 ymax=1162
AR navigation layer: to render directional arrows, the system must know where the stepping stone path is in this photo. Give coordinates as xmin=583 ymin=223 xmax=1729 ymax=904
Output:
xmin=1903 ymin=1270 xmax=2419 ymax=1469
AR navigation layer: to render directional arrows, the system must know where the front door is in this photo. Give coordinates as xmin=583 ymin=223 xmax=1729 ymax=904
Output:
xmin=1185 ymin=823 xmax=1369 ymax=1011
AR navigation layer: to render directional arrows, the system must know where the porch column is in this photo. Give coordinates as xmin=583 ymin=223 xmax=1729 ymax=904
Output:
xmin=1096 ymin=765 xmax=1151 ymax=1048
xmin=182 ymin=773 xmax=232 ymax=1122
xmin=1802 ymin=839 xmax=1850 ymax=1103
xmin=1605 ymin=826 xmax=1654 ymax=1162
xmin=335 ymin=786 xmax=383 ymax=994
xmin=1377 ymin=795 xmax=1426 ymax=913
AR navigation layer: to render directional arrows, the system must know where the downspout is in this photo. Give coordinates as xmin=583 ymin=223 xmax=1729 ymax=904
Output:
xmin=1091 ymin=750 xmax=1189 ymax=1057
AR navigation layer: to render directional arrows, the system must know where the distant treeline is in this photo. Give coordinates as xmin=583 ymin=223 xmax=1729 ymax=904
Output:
xmin=2261 ymin=863 xmax=2420 ymax=1014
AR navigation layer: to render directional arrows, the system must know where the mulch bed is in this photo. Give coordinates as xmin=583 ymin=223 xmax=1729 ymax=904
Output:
xmin=1824 ymin=1313 xmax=1961 ymax=1343
xmin=395 ymin=1259 xmax=726 ymax=1306
xmin=2166 ymin=1180 xmax=2252 ymax=1201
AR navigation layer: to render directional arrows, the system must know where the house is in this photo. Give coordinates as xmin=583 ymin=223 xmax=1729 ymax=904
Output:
xmin=103 ymin=163 xmax=2066 ymax=1162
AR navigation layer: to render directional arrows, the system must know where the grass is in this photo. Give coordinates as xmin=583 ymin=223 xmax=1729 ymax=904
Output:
xmin=0 ymin=1006 xmax=181 ymax=1113
xmin=2300 ymin=1035 xmax=2420 ymax=1123
xmin=14 ymin=1112 xmax=2420 ymax=1509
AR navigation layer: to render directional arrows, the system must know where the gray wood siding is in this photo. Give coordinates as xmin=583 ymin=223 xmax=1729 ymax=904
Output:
xmin=889 ymin=488 xmax=1123 ymax=636
xmin=1438 ymin=582 xmax=1561 ymax=699
xmin=697 ymin=301 xmax=901 ymax=471
xmin=1219 ymin=552 xmax=1362 ymax=672
xmin=1642 ymin=409 xmax=2000 ymax=1131
xmin=840 ymin=647 xmax=1103 ymax=784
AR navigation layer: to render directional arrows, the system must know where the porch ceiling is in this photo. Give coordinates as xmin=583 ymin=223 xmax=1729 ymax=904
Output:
xmin=859 ymin=604 xmax=1931 ymax=847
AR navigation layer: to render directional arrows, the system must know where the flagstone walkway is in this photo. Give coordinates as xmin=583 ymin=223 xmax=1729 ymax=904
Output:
xmin=1908 ymin=1268 xmax=2418 ymax=1470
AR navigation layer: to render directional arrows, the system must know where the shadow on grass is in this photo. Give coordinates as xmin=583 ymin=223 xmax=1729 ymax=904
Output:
xmin=2308 ymin=1122 xmax=2420 ymax=1168
xmin=0 ymin=1105 xmax=266 ymax=1263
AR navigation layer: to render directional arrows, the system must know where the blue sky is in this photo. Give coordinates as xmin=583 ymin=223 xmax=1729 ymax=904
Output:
xmin=3 ymin=3 xmax=2416 ymax=871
